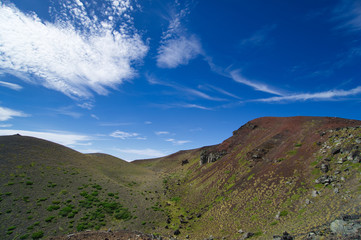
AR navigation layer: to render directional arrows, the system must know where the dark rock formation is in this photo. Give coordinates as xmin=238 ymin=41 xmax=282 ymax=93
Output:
xmin=200 ymin=150 xmax=227 ymax=165
xmin=181 ymin=159 xmax=189 ymax=165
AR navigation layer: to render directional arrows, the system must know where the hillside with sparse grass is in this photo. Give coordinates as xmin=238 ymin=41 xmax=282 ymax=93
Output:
xmin=1 ymin=116 xmax=361 ymax=239
xmin=0 ymin=135 xmax=166 ymax=240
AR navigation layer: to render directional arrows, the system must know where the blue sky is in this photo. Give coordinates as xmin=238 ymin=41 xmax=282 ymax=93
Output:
xmin=0 ymin=0 xmax=361 ymax=160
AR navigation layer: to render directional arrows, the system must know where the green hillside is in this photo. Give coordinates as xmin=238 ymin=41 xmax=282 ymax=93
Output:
xmin=0 ymin=135 xmax=165 ymax=240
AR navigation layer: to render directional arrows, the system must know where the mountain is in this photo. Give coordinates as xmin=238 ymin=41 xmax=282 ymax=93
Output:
xmin=1 ymin=116 xmax=361 ymax=239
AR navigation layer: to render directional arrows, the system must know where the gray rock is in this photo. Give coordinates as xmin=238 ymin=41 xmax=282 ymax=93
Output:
xmin=334 ymin=188 xmax=339 ymax=193
xmin=347 ymin=150 xmax=361 ymax=163
xmin=321 ymin=163 xmax=329 ymax=173
xmin=330 ymin=219 xmax=361 ymax=235
xmin=312 ymin=190 xmax=320 ymax=197
xmin=275 ymin=211 xmax=281 ymax=219
xmin=239 ymin=232 xmax=254 ymax=240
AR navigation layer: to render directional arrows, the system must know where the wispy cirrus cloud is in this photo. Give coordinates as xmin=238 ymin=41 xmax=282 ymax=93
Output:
xmin=0 ymin=124 xmax=12 ymax=128
xmin=230 ymin=70 xmax=283 ymax=96
xmin=156 ymin=2 xmax=202 ymax=68
xmin=252 ymin=86 xmax=361 ymax=102
xmin=0 ymin=80 xmax=22 ymax=91
xmin=166 ymin=138 xmax=191 ymax=145
xmin=198 ymin=84 xmax=241 ymax=100
xmin=155 ymin=131 xmax=170 ymax=135
xmin=0 ymin=129 xmax=91 ymax=146
xmin=334 ymin=0 xmax=361 ymax=32
xmin=110 ymin=130 xmax=146 ymax=140
xmin=0 ymin=1 xmax=148 ymax=99
xmin=146 ymin=74 xmax=223 ymax=101
xmin=239 ymin=24 xmax=277 ymax=47
xmin=0 ymin=106 xmax=29 ymax=121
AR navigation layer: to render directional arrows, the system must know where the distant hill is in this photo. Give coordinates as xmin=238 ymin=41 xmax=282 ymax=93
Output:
xmin=1 ymin=116 xmax=361 ymax=239
xmin=0 ymin=134 xmax=165 ymax=240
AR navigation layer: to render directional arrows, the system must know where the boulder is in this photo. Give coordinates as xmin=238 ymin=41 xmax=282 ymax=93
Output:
xmin=181 ymin=159 xmax=189 ymax=165
xmin=239 ymin=232 xmax=254 ymax=240
xmin=347 ymin=150 xmax=361 ymax=163
xmin=200 ymin=150 xmax=227 ymax=165
xmin=321 ymin=163 xmax=329 ymax=173
xmin=330 ymin=219 xmax=361 ymax=235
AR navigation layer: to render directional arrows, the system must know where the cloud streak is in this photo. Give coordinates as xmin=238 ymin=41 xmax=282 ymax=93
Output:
xmin=253 ymin=86 xmax=361 ymax=102
xmin=0 ymin=80 xmax=22 ymax=90
xmin=0 ymin=106 xmax=28 ymax=121
xmin=0 ymin=1 xmax=148 ymax=99
xmin=146 ymin=74 xmax=223 ymax=101
xmin=110 ymin=130 xmax=146 ymax=140
xmin=334 ymin=0 xmax=361 ymax=32
xmin=166 ymin=138 xmax=191 ymax=145
xmin=230 ymin=70 xmax=283 ymax=96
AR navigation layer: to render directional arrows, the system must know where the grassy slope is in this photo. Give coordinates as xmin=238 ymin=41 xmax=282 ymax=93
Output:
xmin=0 ymin=135 xmax=166 ymax=240
xmin=134 ymin=116 xmax=361 ymax=239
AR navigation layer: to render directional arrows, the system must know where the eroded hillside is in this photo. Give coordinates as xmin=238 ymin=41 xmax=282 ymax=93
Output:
xmin=134 ymin=116 xmax=361 ymax=239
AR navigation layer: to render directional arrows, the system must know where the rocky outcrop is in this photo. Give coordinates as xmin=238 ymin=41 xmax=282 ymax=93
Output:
xmin=181 ymin=159 xmax=189 ymax=166
xmin=273 ymin=232 xmax=293 ymax=240
xmin=199 ymin=150 xmax=227 ymax=165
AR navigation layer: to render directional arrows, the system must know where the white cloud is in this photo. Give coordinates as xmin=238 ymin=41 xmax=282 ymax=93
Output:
xmin=253 ymin=86 xmax=361 ymax=102
xmin=198 ymin=84 xmax=241 ymax=100
xmin=0 ymin=124 xmax=12 ymax=127
xmin=230 ymin=70 xmax=283 ymax=96
xmin=157 ymin=35 xmax=202 ymax=68
xmin=110 ymin=130 xmax=145 ymax=140
xmin=155 ymin=131 xmax=170 ymax=135
xmin=0 ymin=80 xmax=22 ymax=90
xmin=180 ymin=104 xmax=212 ymax=110
xmin=166 ymin=138 xmax=191 ymax=145
xmin=77 ymin=102 xmax=94 ymax=110
xmin=144 ymin=121 xmax=152 ymax=125
xmin=156 ymin=2 xmax=202 ymax=68
xmin=0 ymin=106 xmax=28 ymax=121
xmin=91 ymin=114 xmax=99 ymax=120
xmin=0 ymin=2 xmax=148 ymax=99
xmin=115 ymin=148 xmax=166 ymax=158
xmin=0 ymin=129 xmax=91 ymax=146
